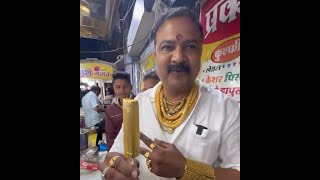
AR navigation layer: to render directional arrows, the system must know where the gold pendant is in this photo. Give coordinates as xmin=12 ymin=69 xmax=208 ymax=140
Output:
xmin=166 ymin=128 xmax=174 ymax=134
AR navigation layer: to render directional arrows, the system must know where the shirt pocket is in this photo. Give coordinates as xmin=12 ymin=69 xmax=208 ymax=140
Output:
xmin=186 ymin=125 xmax=220 ymax=163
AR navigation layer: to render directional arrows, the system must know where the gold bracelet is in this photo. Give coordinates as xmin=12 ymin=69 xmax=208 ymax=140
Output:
xmin=180 ymin=159 xmax=216 ymax=180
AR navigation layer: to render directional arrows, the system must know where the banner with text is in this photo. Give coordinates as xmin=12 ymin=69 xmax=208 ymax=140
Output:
xmin=199 ymin=0 xmax=240 ymax=102
xmin=80 ymin=62 xmax=114 ymax=81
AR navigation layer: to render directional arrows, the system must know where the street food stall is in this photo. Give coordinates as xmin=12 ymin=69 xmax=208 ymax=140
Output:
xmin=80 ymin=58 xmax=115 ymax=105
xmin=80 ymin=59 xmax=115 ymax=180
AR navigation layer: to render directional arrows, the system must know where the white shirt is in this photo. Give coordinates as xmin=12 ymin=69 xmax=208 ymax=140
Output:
xmin=110 ymin=82 xmax=240 ymax=179
xmin=81 ymin=91 xmax=104 ymax=127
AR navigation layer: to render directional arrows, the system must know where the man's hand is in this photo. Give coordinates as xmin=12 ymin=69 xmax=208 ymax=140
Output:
xmin=98 ymin=152 xmax=140 ymax=180
xmin=139 ymin=132 xmax=186 ymax=178
xmin=94 ymin=106 xmax=105 ymax=113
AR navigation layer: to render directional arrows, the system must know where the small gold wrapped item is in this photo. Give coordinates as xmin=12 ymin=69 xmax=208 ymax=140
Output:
xmin=122 ymin=99 xmax=140 ymax=160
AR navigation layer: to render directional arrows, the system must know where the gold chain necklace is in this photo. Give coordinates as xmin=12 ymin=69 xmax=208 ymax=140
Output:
xmin=155 ymin=83 xmax=199 ymax=134
xmin=164 ymin=95 xmax=187 ymax=106
xmin=163 ymin=96 xmax=186 ymax=115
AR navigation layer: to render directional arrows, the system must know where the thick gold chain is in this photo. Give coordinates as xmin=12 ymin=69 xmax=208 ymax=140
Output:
xmin=155 ymin=83 xmax=199 ymax=133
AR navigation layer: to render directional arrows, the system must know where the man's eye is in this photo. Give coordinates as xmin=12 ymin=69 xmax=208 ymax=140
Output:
xmin=186 ymin=44 xmax=197 ymax=49
xmin=161 ymin=45 xmax=173 ymax=51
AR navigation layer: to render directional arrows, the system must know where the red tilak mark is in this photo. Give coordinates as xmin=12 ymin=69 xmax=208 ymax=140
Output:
xmin=176 ymin=34 xmax=183 ymax=41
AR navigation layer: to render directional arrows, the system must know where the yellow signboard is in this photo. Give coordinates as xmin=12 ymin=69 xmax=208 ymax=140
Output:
xmin=80 ymin=63 xmax=114 ymax=81
xmin=140 ymin=52 xmax=155 ymax=73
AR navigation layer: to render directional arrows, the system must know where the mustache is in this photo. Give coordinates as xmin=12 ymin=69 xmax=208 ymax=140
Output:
xmin=168 ymin=64 xmax=190 ymax=73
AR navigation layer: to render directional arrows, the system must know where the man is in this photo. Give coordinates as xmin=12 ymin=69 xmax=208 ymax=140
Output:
xmin=99 ymin=7 xmax=240 ymax=180
xmin=105 ymin=83 xmax=115 ymax=96
xmin=81 ymin=85 xmax=105 ymax=128
xmin=142 ymin=71 xmax=160 ymax=92
xmin=105 ymin=71 xmax=135 ymax=149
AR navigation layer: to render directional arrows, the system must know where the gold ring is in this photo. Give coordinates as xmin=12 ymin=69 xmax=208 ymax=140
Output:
xmin=149 ymin=143 xmax=156 ymax=150
xmin=144 ymin=152 xmax=150 ymax=158
xmin=146 ymin=159 xmax=151 ymax=167
xmin=109 ymin=156 xmax=120 ymax=168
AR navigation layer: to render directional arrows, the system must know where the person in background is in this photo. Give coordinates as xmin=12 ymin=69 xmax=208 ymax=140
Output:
xmin=81 ymin=86 xmax=106 ymax=147
xmin=99 ymin=7 xmax=240 ymax=180
xmin=142 ymin=71 xmax=160 ymax=92
xmin=80 ymin=88 xmax=82 ymax=107
xmin=80 ymin=88 xmax=89 ymax=107
xmin=81 ymin=86 xmax=105 ymax=128
xmin=104 ymin=71 xmax=135 ymax=149
xmin=105 ymin=83 xmax=115 ymax=96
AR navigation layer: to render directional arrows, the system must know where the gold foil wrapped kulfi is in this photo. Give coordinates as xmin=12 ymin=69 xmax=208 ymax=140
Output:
xmin=123 ymin=98 xmax=140 ymax=159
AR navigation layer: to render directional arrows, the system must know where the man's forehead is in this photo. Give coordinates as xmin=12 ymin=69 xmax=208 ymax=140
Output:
xmin=156 ymin=27 xmax=201 ymax=41
xmin=113 ymin=79 xmax=130 ymax=84
xmin=157 ymin=39 xmax=200 ymax=45
xmin=158 ymin=17 xmax=193 ymax=30
xmin=176 ymin=34 xmax=183 ymax=41
xmin=155 ymin=16 xmax=202 ymax=45
xmin=145 ymin=78 xmax=158 ymax=82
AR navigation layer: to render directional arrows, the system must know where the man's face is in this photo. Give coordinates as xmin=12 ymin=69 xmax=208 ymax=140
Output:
xmin=113 ymin=79 xmax=132 ymax=99
xmin=142 ymin=78 xmax=159 ymax=91
xmin=155 ymin=16 xmax=202 ymax=90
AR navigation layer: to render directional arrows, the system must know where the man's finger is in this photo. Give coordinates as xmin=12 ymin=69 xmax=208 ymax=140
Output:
xmin=154 ymin=138 xmax=171 ymax=148
xmin=140 ymin=132 xmax=154 ymax=148
xmin=105 ymin=167 xmax=138 ymax=180
xmin=140 ymin=147 xmax=151 ymax=158
xmin=139 ymin=147 xmax=157 ymax=175
xmin=115 ymin=157 xmax=139 ymax=178
xmin=133 ymin=159 xmax=140 ymax=168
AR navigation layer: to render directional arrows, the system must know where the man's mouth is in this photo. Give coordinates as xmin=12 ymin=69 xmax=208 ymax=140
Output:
xmin=168 ymin=65 xmax=190 ymax=73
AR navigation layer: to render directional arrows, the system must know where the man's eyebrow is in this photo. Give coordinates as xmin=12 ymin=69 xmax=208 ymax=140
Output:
xmin=183 ymin=39 xmax=200 ymax=44
xmin=159 ymin=40 xmax=176 ymax=46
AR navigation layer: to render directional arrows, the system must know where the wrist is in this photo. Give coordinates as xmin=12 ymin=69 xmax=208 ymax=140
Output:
xmin=176 ymin=157 xmax=187 ymax=179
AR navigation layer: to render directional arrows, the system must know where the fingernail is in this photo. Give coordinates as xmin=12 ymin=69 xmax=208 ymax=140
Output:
xmin=132 ymin=170 xmax=138 ymax=178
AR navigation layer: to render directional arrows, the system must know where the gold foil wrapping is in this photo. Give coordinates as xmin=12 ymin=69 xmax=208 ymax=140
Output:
xmin=181 ymin=159 xmax=216 ymax=180
xmin=123 ymin=99 xmax=140 ymax=159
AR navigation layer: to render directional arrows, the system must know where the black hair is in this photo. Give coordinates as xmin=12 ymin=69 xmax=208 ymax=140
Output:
xmin=90 ymin=85 xmax=101 ymax=93
xmin=143 ymin=71 xmax=160 ymax=81
xmin=152 ymin=7 xmax=203 ymax=44
xmin=112 ymin=71 xmax=131 ymax=85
